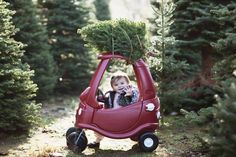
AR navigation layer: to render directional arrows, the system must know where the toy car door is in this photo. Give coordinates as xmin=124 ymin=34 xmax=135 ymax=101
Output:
xmin=93 ymin=101 xmax=142 ymax=132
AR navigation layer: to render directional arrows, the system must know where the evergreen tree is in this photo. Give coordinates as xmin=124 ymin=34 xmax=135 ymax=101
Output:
xmin=79 ymin=19 xmax=147 ymax=62
xmin=170 ymin=0 xmax=231 ymax=79
xmin=211 ymin=1 xmax=236 ymax=83
xmin=170 ymin=0 xmax=223 ymax=111
xmin=5 ymin=0 xmax=57 ymax=100
xmin=180 ymin=2 xmax=236 ymax=154
xmin=0 ymin=1 xmax=40 ymax=132
xmin=171 ymin=0 xmax=219 ymax=76
xmin=148 ymin=0 xmax=190 ymax=113
xmin=209 ymin=4 xmax=236 ymax=156
xmin=38 ymin=0 xmax=95 ymax=94
xmin=210 ymin=79 xmax=236 ymax=157
xmin=93 ymin=0 xmax=111 ymax=21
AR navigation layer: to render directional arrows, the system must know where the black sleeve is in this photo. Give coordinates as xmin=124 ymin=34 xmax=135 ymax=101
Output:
xmin=104 ymin=91 xmax=115 ymax=109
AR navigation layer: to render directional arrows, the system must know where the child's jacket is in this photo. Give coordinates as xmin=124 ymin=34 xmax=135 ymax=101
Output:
xmin=104 ymin=87 xmax=139 ymax=109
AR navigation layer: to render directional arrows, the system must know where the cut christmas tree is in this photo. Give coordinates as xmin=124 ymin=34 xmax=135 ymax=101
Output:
xmin=79 ymin=19 xmax=147 ymax=62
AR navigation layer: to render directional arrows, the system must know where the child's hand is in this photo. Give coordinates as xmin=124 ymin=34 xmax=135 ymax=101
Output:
xmin=124 ymin=85 xmax=132 ymax=96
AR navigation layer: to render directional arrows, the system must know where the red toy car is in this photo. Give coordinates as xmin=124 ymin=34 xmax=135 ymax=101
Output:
xmin=66 ymin=52 xmax=160 ymax=153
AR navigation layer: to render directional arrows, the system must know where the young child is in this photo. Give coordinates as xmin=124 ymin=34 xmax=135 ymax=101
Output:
xmin=88 ymin=71 xmax=139 ymax=148
xmin=104 ymin=71 xmax=139 ymax=109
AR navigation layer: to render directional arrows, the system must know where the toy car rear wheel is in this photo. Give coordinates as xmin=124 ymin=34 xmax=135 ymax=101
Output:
xmin=66 ymin=127 xmax=83 ymax=138
xmin=67 ymin=131 xmax=88 ymax=153
xmin=138 ymin=132 xmax=159 ymax=152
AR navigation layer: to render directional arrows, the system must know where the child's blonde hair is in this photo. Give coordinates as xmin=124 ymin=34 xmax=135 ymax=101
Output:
xmin=110 ymin=71 xmax=130 ymax=87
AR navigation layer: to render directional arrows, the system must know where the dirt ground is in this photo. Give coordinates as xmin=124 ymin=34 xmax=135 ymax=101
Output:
xmin=0 ymin=102 xmax=206 ymax=157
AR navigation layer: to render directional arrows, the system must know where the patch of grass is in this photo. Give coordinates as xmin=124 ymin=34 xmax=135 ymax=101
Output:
xmin=38 ymin=96 xmax=78 ymax=126
xmin=66 ymin=149 xmax=160 ymax=157
xmin=157 ymin=116 xmax=210 ymax=157
xmin=62 ymin=97 xmax=78 ymax=109
xmin=39 ymin=117 xmax=56 ymax=126
xmin=41 ymin=95 xmax=79 ymax=109
xmin=29 ymin=146 xmax=63 ymax=157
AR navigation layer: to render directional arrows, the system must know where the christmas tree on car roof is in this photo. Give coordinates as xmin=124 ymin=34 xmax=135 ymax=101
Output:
xmin=78 ymin=19 xmax=148 ymax=62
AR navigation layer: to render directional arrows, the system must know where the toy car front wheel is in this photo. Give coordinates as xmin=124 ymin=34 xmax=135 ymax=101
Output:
xmin=67 ymin=131 xmax=88 ymax=153
xmin=139 ymin=132 xmax=159 ymax=152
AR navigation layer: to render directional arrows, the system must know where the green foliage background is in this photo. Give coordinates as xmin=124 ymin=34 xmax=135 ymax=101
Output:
xmin=210 ymin=80 xmax=236 ymax=157
xmin=5 ymin=0 xmax=58 ymax=100
xmin=38 ymin=0 xmax=95 ymax=94
xmin=0 ymin=1 xmax=40 ymax=132
xmin=0 ymin=2 xmax=235 ymax=153
xmin=94 ymin=0 xmax=111 ymax=21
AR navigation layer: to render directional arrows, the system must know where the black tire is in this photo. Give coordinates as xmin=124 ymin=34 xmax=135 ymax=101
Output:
xmin=67 ymin=132 xmax=88 ymax=153
xmin=66 ymin=127 xmax=83 ymax=138
xmin=139 ymin=132 xmax=159 ymax=152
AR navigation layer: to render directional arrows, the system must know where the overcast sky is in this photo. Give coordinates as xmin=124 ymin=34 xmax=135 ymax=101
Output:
xmin=109 ymin=0 xmax=153 ymax=22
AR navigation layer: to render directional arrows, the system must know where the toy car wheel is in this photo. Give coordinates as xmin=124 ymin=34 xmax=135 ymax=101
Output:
xmin=67 ymin=131 xmax=88 ymax=153
xmin=66 ymin=127 xmax=83 ymax=138
xmin=139 ymin=132 xmax=159 ymax=152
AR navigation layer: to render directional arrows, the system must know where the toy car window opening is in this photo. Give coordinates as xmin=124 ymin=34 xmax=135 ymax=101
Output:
xmin=95 ymin=59 xmax=140 ymax=109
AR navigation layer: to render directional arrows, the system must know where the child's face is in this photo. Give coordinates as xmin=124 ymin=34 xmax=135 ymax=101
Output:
xmin=112 ymin=77 xmax=129 ymax=93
